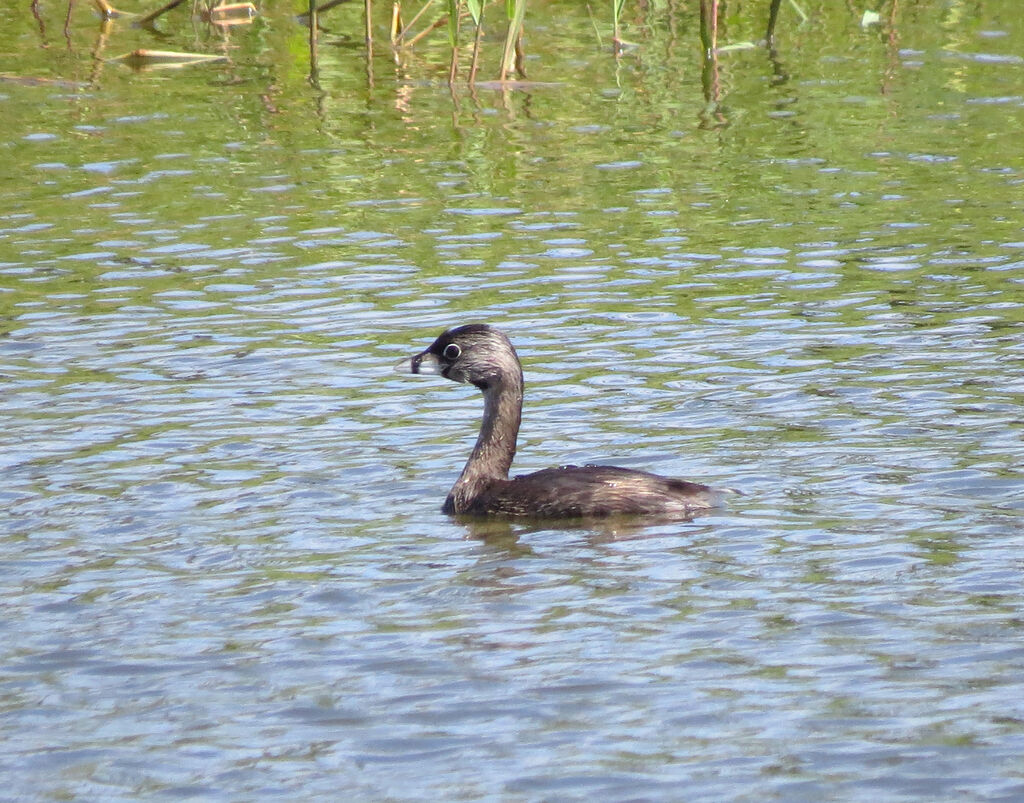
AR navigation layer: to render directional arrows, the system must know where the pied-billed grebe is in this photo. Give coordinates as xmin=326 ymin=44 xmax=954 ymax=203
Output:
xmin=402 ymin=324 xmax=728 ymax=518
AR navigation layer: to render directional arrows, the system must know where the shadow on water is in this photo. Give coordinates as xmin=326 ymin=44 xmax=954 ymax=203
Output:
xmin=457 ymin=510 xmax=725 ymax=547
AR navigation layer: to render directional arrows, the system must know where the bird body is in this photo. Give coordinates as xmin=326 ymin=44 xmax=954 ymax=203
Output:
xmin=444 ymin=464 xmax=720 ymax=518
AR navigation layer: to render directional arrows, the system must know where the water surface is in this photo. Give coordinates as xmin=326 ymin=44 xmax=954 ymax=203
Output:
xmin=2 ymin=2 xmax=1024 ymax=799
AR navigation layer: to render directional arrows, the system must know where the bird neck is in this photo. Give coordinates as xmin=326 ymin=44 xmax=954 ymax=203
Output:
xmin=446 ymin=372 xmax=523 ymax=513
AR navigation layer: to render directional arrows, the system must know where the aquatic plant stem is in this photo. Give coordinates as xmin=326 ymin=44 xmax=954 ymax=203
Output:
xmin=699 ymin=0 xmax=718 ymax=56
xmin=137 ymin=0 xmax=187 ymax=26
xmin=365 ymin=0 xmax=374 ymax=60
xmin=611 ymin=0 xmax=626 ymax=54
xmin=469 ymin=19 xmax=484 ymax=84
xmin=766 ymin=0 xmax=781 ymax=45
xmin=404 ymin=14 xmax=448 ymax=48
xmin=447 ymin=0 xmax=460 ymax=84
xmin=499 ymin=0 xmax=526 ymax=81
xmin=394 ymin=0 xmax=435 ymax=45
xmin=390 ymin=1 xmax=402 ymax=44
xmin=309 ymin=0 xmax=319 ymax=76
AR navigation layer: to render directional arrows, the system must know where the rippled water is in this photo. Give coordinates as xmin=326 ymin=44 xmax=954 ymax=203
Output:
xmin=3 ymin=2 xmax=1024 ymax=800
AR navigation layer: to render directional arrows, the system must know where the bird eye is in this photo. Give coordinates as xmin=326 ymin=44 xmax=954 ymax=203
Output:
xmin=442 ymin=343 xmax=461 ymax=360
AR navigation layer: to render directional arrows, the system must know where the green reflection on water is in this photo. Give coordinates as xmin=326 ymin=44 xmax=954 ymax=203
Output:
xmin=1 ymin=2 xmax=1021 ymax=512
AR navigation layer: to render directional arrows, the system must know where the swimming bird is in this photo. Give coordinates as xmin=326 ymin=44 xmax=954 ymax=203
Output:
xmin=403 ymin=324 xmax=727 ymax=518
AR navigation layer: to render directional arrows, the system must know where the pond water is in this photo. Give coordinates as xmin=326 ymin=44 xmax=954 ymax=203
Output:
xmin=2 ymin=1 xmax=1024 ymax=799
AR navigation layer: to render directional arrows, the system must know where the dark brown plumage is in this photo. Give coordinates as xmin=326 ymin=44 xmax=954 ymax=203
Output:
xmin=404 ymin=324 xmax=726 ymax=519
